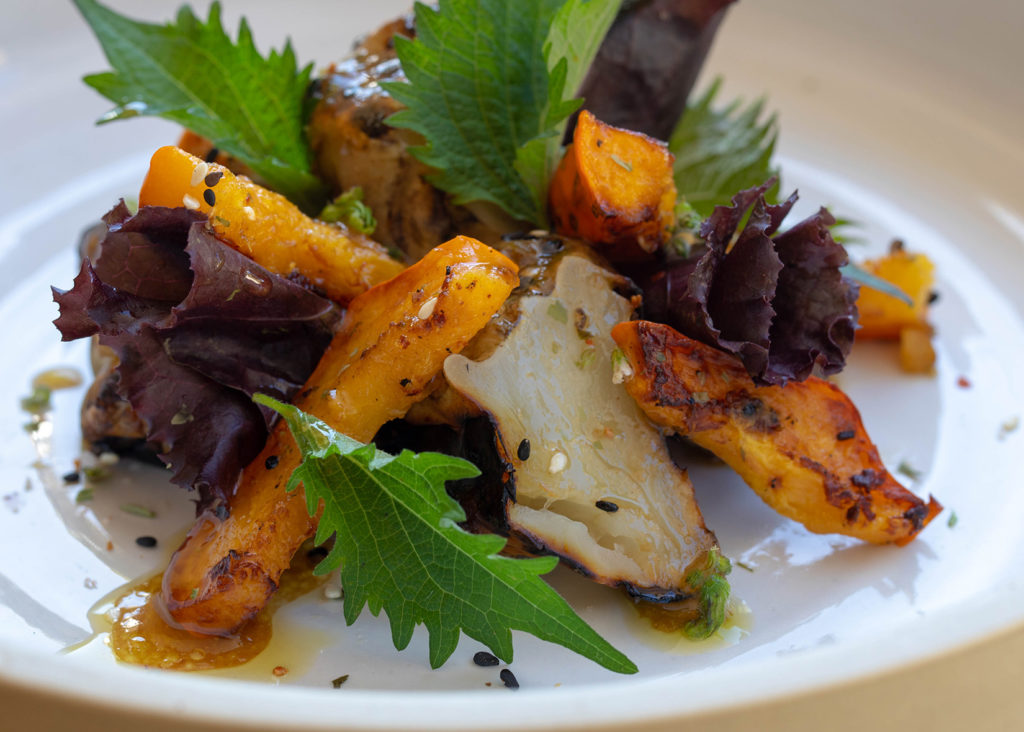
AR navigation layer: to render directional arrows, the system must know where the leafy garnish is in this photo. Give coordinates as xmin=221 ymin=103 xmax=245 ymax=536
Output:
xmin=74 ymin=0 xmax=325 ymax=212
xmin=682 ymin=548 xmax=732 ymax=640
xmin=638 ymin=181 xmax=859 ymax=385
xmin=840 ymin=263 xmax=913 ymax=305
xmin=52 ymin=202 xmax=340 ymax=506
xmin=257 ymin=394 xmax=637 ymax=674
xmin=318 ymin=188 xmax=377 ymax=235
xmin=670 ymin=78 xmax=779 ymax=218
xmin=385 ymin=0 xmax=621 ymax=225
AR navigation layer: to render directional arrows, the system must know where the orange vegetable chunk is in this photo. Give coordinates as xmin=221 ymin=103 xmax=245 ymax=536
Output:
xmin=856 ymin=246 xmax=935 ymax=340
xmin=139 ymin=145 xmax=403 ymax=304
xmin=612 ymin=320 xmax=941 ymax=546
xmin=549 ymin=110 xmax=676 ymax=259
xmin=160 ymin=236 xmax=519 ymax=635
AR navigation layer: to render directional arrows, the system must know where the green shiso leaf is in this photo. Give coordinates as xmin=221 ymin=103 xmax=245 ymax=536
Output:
xmin=74 ymin=0 xmax=325 ymax=212
xmin=670 ymin=77 xmax=779 ymax=218
xmin=256 ymin=393 xmax=637 ymax=674
xmin=385 ymin=0 xmax=621 ymax=226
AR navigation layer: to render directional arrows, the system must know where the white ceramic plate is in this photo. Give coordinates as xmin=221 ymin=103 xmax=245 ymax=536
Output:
xmin=2 ymin=1 xmax=1023 ymax=730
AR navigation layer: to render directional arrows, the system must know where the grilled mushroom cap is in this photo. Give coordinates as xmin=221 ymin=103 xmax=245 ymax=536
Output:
xmin=444 ymin=254 xmax=721 ymax=604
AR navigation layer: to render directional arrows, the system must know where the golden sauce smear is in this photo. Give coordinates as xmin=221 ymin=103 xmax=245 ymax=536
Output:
xmin=630 ymin=598 xmax=754 ymax=654
xmin=101 ymin=552 xmax=327 ymax=671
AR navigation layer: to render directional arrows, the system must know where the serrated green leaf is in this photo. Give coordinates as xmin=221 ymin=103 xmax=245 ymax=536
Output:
xmin=256 ymin=394 xmax=636 ymax=674
xmin=386 ymin=0 xmax=620 ymax=226
xmin=515 ymin=0 xmax=621 ymax=218
xmin=74 ymin=0 xmax=325 ymax=212
xmin=670 ymin=78 xmax=779 ymax=218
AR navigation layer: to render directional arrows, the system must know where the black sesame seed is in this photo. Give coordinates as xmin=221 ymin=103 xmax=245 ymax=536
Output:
xmin=928 ymin=290 xmax=940 ymax=304
xmin=517 ymin=439 xmax=531 ymax=461
xmin=204 ymin=147 xmax=220 ymax=163
xmin=62 ymin=471 xmax=80 ymax=484
xmin=595 ymin=500 xmax=619 ymax=513
xmin=473 ymin=651 xmax=499 ymax=667
xmin=499 ymin=668 xmax=519 ymax=689
xmin=135 ymin=535 xmax=158 ymax=548
xmin=203 ymin=188 xmax=216 ymax=206
xmin=204 ymin=171 xmax=224 ymax=187
xmin=400 ymin=378 xmax=412 ymax=387
xmin=836 ymin=430 xmax=856 ymax=441
xmin=331 ymin=674 xmax=350 ymax=688
xmin=265 ymin=454 xmax=280 ymax=470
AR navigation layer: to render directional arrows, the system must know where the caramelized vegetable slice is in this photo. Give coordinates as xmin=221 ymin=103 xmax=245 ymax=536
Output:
xmin=161 ymin=236 xmax=518 ymax=635
xmin=549 ymin=111 xmax=677 ymax=261
xmin=445 ymin=255 xmax=727 ymax=634
xmin=612 ymin=321 xmax=941 ymax=545
xmin=138 ymin=146 xmax=404 ymax=303
xmin=856 ymin=246 xmax=935 ymax=340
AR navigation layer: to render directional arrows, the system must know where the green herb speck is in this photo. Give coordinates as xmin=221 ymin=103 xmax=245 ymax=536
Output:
xmin=21 ymin=386 xmax=52 ymax=415
xmin=575 ymin=347 xmax=597 ymax=370
xmin=947 ymin=511 xmax=958 ymax=529
xmin=610 ymin=154 xmax=632 ymax=172
xmin=897 ymin=461 xmax=922 ymax=480
xmin=120 ymin=503 xmax=157 ymax=519
xmin=547 ymin=300 xmax=568 ymax=324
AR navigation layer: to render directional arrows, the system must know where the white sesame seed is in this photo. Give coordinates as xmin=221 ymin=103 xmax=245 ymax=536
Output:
xmin=528 ymin=229 xmax=549 ymax=237
xmin=242 ymin=205 xmax=256 ymax=220
xmin=548 ymin=451 xmax=568 ymax=474
xmin=98 ymin=451 xmax=120 ymax=467
xmin=190 ymin=161 xmax=209 ymax=187
xmin=182 ymin=193 xmax=201 ymax=210
xmin=417 ymin=296 xmax=438 ymax=320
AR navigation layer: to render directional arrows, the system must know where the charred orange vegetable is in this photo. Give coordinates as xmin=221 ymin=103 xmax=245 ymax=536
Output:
xmin=549 ymin=110 xmax=676 ymax=259
xmin=161 ymin=236 xmax=519 ymax=635
xmin=612 ymin=321 xmax=941 ymax=545
xmin=856 ymin=245 xmax=935 ymax=340
xmin=175 ymin=130 xmax=258 ymax=182
xmin=139 ymin=146 xmax=404 ymax=304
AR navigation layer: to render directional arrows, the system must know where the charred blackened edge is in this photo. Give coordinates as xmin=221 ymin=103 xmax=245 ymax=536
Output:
xmin=505 ymin=519 xmax=716 ymax=606
xmin=371 ymin=415 xmax=514 ymax=537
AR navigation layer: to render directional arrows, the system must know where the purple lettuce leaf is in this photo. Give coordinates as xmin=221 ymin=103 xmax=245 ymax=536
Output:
xmin=53 ymin=204 xmax=341 ymax=504
xmin=635 ymin=181 xmax=858 ymax=384
xmin=92 ymin=202 xmax=200 ymax=302
xmin=768 ymin=207 xmax=858 ymax=381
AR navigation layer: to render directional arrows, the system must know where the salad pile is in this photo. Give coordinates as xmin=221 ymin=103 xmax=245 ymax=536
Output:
xmin=52 ymin=0 xmax=940 ymax=675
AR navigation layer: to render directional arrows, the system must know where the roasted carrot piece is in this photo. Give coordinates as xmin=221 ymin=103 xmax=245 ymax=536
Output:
xmin=138 ymin=146 xmax=404 ymax=304
xmin=175 ymin=130 xmax=258 ymax=181
xmin=161 ymin=236 xmax=519 ymax=635
xmin=549 ymin=110 xmax=676 ymax=259
xmin=856 ymin=246 xmax=935 ymax=340
xmin=612 ymin=321 xmax=941 ymax=545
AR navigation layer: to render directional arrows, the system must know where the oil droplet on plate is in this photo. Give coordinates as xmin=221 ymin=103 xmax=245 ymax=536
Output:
xmin=76 ymin=550 xmax=330 ymax=678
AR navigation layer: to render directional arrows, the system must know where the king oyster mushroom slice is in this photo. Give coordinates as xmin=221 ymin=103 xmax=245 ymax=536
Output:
xmin=444 ymin=254 xmax=721 ymax=602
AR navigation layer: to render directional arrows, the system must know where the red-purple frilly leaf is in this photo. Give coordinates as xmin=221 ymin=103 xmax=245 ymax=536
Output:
xmin=53 ymin=203 xmax=341 ymax=505
xmin=637 ymin=180 xmax=858 ymax=384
